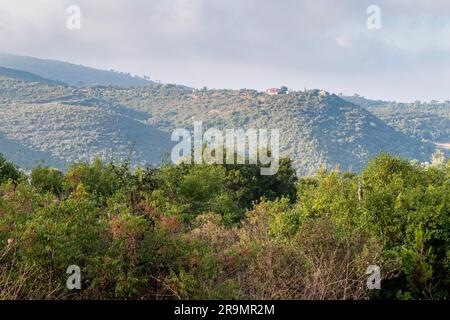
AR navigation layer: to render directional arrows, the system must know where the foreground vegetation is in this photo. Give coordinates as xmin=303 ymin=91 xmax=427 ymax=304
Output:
xmin=0 ymin=153 xmax=448 ymax=300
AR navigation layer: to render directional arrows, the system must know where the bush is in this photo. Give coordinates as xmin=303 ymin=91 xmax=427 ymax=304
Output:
xmin=30 ymin=166 xmax=64 ymax=196
xmin=0 ymin=153 xmax=22 ymax=184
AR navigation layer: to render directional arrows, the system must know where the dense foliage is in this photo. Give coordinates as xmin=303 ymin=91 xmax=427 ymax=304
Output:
xmin=0 ymin=153 xmax=448 ymax=300
xmin=343 ymin=95 xmax=450 ymax=149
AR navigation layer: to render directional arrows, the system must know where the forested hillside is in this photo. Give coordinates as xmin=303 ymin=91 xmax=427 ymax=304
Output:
xmin=342 ymin=95 xmax=450 ymax=150
xmin=0 ymin=73 xmax=436 ymax=174
xmin=96 ymin=86 xmax=435 ymax=174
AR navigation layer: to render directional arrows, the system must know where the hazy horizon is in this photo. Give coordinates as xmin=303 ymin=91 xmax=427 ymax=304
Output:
xmin=1 ymin=0 xmax=450 ymax=102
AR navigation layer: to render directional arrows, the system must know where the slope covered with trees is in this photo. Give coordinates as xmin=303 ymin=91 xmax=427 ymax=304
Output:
xmin=97 ymin=86 xmax=435 ymax=174
xmin=342 ymin=95 xmax=450 ymax=150
xmin=0 ymin=101 xmax=171 ymax=169
xmin=0 ymin=74 xmax=436 ymax=175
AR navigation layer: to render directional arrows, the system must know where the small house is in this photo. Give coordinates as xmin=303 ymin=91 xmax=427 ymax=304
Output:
xmin=266 ymin=88 xmax=281 ymax=95
xmin=266 ymin=86 xmax=288 ymax=95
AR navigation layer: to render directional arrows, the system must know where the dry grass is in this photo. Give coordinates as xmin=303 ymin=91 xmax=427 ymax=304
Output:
xmin=188 ymin=206 xmax=384 ymax=300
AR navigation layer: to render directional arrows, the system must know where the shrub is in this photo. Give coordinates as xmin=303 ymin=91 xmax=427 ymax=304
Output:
xmin=30 ymin=166 xmax=64 ymax=197
xmin=0 ymin=153 xmax=22 ymax=184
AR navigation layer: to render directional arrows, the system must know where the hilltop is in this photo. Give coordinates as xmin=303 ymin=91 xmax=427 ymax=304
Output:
xmin=93 ymin=86 xmax=436 ymax=174
xmin=0 ymin=70 xmax=436 ymax=174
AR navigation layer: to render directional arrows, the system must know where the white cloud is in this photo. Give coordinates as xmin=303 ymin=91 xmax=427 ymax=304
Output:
xmin=0 ymin=0 xmax=449 ymax=101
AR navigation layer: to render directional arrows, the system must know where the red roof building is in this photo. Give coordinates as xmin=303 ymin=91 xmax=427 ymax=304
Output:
xmin=266 ymin=88 xmax=280 ymax=95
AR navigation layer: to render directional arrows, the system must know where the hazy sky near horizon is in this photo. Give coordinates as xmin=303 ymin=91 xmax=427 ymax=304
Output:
xmin=1 ymin=0 xmax=450 ymax=102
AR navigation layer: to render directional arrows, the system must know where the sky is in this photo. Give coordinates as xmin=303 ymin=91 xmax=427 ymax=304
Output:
xmin=1 ymin=0 xmax=450 ymax=102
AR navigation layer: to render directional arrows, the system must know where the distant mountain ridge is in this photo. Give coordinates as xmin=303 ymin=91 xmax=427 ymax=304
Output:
xmin=0 ymin=66 xmax=63 ymax=85
xmin=0 ymin=55 xmax=441 ymax=173
xmin=0 ymin=53 xmax=151 ymax=87
xmin=342 ymin=95 xmax=450 ymax=153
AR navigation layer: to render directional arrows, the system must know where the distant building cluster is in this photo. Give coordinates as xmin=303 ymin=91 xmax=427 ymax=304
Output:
xmin=265 ymin=86 xmax=288 ymax=95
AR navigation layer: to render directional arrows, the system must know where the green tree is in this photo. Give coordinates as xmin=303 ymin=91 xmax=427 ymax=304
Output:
xmin=0 ymin=153 xmax=22 ymax=184
xmin=30 ymin=166 xmax=64 ymax=196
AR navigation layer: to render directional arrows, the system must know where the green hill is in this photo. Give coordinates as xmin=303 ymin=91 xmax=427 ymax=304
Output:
xmin=94 ymin=86 xmax=436 ymax=174
xmin=0 ymin=72 xmax=436 ymax=174
xmin=342 ymin=95 xmax=450 ymax=153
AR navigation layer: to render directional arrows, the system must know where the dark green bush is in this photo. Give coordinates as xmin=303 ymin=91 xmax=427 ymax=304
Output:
xmin=0 ymin=154 xmax=22 ymax=184
xmin=30 ymin=165 xmax=64 ymax=196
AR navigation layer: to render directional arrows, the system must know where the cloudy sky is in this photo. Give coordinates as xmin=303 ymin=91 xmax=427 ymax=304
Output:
xmin=1 ymin=0 xmax=450 ymax=101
